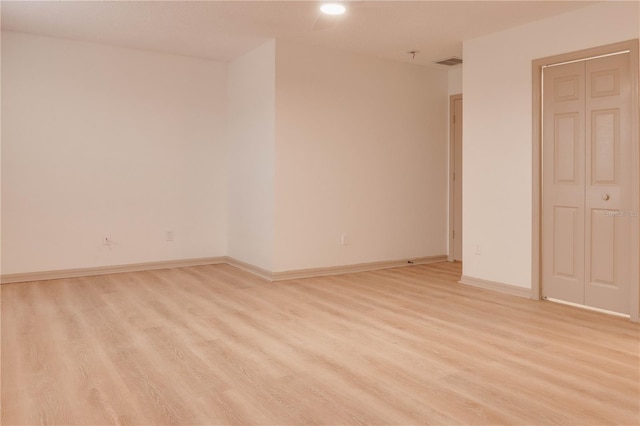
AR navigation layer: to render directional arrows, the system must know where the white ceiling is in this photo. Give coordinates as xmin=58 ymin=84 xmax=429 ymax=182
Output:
xmin=1 ymin=1 xmax=597 ymax=67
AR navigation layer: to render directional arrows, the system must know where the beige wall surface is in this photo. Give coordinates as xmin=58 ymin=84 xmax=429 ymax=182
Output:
xmin=227 ymin=41 xmax=276 ymax=271
xmin=273 ymin=40 xmax=448 ymax=272
xmin=462 ymin=1 xmax=639 ymax=289
xmin=1 ymin=32 xmax=228 ymax=274
xmin=448 ymin=67 xmax=462 ymax=96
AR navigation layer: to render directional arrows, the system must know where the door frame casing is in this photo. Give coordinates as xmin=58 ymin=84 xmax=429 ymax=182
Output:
xmin=449 ymin=94 xmax=463 ymax=262
xmin=531 ymin=39 xmax=640 ymax=321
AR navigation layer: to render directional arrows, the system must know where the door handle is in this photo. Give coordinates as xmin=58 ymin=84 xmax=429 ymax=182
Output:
xmin=602 ymin=194 xmax=610 ymax=201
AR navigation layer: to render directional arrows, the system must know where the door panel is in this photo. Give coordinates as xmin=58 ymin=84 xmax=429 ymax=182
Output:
xmin=542 ymin=61 xmax=586 ymax=305
xmin=590 ymin=110 xmax=618 ymax=184
xmin=554 ymin=113 xmax=580 ymax=183
xmin=590 ymin=68 xmax=620 ymax=98
xmin=553 ymin=206 xmax=578 ymax=278
xmin=585 ymin=53 xmax=631 ymax=314
xmin=589 ymin=209 xmax=615 ymax=285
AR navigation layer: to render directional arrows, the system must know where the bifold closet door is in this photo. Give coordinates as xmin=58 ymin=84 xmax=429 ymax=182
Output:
xmin=542 ymin=52 xmax=632 ymax=314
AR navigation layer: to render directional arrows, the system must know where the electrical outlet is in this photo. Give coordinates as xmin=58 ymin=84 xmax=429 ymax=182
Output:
xmin=166 ymin=230 xmax=174 ymax=242
xmin=341 ymin=234 xmax=348 ymax=245
xmin=475 ymin=244 xmax=481 ymax=255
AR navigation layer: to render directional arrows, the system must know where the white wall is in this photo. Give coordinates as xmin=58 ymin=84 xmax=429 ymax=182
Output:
xmin=227 ymin=41 xmax=276 ymax=271
xmin=2 ymin=33 xmax=448 ymax=276
xmin=273 ymin=41 xmax=448 ymax=272
xmin=1 ymin=32 xmax=228 ymax=274
xmin=463 ymin=2 xmax=639 ymax=288
xmin=448 ymin=67 xmax=462 ymax=95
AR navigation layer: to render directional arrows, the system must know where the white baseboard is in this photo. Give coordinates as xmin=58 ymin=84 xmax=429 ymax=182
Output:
xmin=459 ymin=275 xmax=532 ymax=299
xmin=271 ymin=255 xmax=448 ymax=281
xmin=1 ymin=257 xmax=226 ymax=284
xmin=224 ymin=257 xmax=273 ymax=281
xmin=1 ymin=255 xmax=448 ymax=284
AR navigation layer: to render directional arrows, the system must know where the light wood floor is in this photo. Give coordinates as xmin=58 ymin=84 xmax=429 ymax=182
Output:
xmin=1 ymin=262 xmax=639 ymax=425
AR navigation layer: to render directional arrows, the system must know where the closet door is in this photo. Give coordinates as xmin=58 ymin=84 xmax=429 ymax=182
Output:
xmin=542 ymin=52 xmax=632 ymax=315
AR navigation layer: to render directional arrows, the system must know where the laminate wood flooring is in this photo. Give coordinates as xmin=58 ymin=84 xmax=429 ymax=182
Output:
xmin=2 ymin=262 xmax=639 ymax=425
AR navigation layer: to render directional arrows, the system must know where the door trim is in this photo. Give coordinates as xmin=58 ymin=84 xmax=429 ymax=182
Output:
xmin=449 ymin=94 xmax=462 ymax=262
xmin=531 ymin=39 xmax=640 ymax=321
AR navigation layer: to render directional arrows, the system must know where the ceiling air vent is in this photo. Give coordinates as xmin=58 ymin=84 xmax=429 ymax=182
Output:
xmin=435 ymin=57 xmax=463 ymax=66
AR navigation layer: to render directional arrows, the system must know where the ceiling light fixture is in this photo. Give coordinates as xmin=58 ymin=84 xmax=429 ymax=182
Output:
xmin=320 ymin=3 xmax=346 ymax=15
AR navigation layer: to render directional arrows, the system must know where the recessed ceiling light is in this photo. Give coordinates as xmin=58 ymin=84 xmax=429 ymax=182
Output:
xmin=320 ymin=3 xmax=346 ymax=15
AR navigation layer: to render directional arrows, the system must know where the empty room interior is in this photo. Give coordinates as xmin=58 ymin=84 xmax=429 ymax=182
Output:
xmin=1 ymin=1 xmax=639 ymax=424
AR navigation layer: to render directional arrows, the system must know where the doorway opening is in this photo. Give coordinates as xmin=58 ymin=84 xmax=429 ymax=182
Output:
xmin=449 ymin=94 xmax=463 ymax=262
